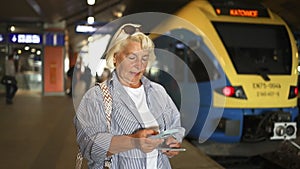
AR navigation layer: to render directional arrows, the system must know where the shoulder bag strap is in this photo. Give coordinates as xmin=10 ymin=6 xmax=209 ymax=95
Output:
xmin=97 ymin=81 xmax=113 ymax=169
xmin=97 ymin=82 xmax=112 ymax=132
xmin=75 ymin=152 xmax=83 ymax=169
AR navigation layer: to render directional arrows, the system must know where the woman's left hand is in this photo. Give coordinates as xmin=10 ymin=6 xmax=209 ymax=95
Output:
xmin=162 ymin=136 xmax=181 ymax=158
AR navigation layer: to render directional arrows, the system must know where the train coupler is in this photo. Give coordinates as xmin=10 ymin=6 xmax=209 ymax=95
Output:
xmin=270 ymin=122 xmax=297 ymax=140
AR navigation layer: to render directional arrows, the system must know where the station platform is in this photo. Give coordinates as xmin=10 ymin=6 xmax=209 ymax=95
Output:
xmin=0 ymin=90 xmax=224 ymax=169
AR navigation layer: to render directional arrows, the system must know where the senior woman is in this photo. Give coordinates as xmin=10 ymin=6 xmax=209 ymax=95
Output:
xmin=74 ymin=23 xmax=185 ymax=169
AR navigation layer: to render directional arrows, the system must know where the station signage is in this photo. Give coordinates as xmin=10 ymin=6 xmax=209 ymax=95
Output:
xmin=0 ymin=34 xmax=4 ymax=43
xmin=75 ymin=21 xmax=113 ymax=34
xmin=75 ymin=25 xmax=97 ymax=33
xmin=44 ymin=32 xmax=65 ymax=46
xmin=9 ymin=33 xmax=42 ymax=44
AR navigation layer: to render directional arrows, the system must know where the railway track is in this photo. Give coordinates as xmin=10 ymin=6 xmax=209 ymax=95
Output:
xmin=210 ymin=155 xmax=285 ymax=169
xmin=189 ymin=136 xmax=300 ymax=169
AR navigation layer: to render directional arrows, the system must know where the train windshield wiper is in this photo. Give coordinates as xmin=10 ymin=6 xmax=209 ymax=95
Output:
xmin=257 ymin=69 xmax=270 ymax=81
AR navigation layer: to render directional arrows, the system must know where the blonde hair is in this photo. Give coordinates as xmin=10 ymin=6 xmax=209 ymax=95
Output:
xmin=105 ymin=23 xmax=156 ymax=69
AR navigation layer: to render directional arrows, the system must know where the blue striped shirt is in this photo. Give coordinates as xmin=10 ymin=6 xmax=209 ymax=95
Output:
xmin=74 ymin=72 xmax=185 ymax=169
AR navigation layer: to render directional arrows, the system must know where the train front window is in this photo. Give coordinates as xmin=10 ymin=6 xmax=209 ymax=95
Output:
xmin=213 ymin=22 xmax=292 ymax=75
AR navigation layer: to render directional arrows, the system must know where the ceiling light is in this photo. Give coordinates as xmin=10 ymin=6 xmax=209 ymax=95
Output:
xmin=24 ymin=45 xmax=30 ymax=51
xmin=113 ymin=11 xmax=123 ymax=18
xmin=87 ymin=16 xmax=95 ymax=24
xmin=10 ymin=26 xmax=15 ymax=32
xmin=87 ymin=0 xmax=95 ymax=5
xmin=88 ymin=36 xmax=94 ymax=42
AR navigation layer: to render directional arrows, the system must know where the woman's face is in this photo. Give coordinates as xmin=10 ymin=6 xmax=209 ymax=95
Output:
xmin=114 ymin=40 xmax=149 ymax=88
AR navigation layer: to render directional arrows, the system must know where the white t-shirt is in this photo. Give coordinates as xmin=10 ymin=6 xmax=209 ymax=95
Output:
xmin=124 ymin=85 xmax=159 ymax=169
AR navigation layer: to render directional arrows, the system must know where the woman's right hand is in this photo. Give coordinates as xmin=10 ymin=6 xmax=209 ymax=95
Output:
xmin=130 ymin=129 xmax=164 ymax=153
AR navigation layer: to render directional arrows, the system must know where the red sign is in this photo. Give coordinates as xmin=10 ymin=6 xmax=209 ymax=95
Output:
xmin=215 ymin=8 xmax=264 ymax=18
xmin=230 ymin=9 xmax=258 ymax=17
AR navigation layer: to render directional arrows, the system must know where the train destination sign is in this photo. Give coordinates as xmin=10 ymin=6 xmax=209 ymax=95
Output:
xmin=215 ymin=8 xmax=269 ymax=17
xmin=211 ymin=0 xmax=270 ymax=18
xmin=215 ymin=8 xmax=269 ymax=18
xmin=229 ymin=9 xmax=258 ymax=17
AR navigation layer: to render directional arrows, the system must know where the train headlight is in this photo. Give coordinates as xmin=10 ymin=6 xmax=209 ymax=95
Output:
xmin=222 ymin=86 xmax=235 ymax=97
xmin=234 ymin=87 xmax=246 ymax=98
xmin=270 ymin=122 xmax=297 ymax=140
xmin=217 ymin=86 xmax=247 ymax=99
xmin=288 ymin=86 xmax=298 ymax=99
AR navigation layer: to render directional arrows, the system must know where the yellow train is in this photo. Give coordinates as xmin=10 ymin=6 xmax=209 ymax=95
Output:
xmin=148 ymin=0 xmax=299 ymax=143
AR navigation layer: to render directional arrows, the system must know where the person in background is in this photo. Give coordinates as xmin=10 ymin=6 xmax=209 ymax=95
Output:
xmin=5 ymin=54 xmax=18 ymax=104
xmin=96 ymin=67 xmax=112 ymax=83
xmin=66 ymin=65 xmax=75 ymax=97
xmin=74 ymin=23 xmax=185 ymax=169
xmin=82 ymin=65 xmax=92 ymax=92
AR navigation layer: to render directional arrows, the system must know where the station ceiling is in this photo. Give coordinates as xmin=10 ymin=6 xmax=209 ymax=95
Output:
xmin=0 ymin=0 xmax=299 ymax=47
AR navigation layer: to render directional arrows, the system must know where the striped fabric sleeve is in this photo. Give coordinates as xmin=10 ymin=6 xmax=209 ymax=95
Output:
xmin=165 ymin=93 xmax=185 ymax=142
xmin=74 ymin=86 xmax=113 ymax=165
